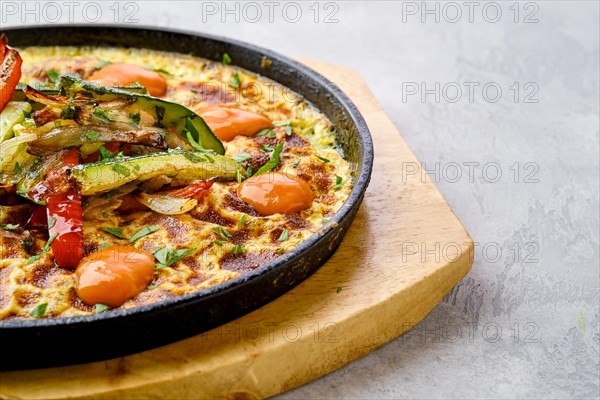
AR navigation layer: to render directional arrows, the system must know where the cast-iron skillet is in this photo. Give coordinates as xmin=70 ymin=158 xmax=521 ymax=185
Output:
xmin=0 ymin=25 xmax=373 ymax=370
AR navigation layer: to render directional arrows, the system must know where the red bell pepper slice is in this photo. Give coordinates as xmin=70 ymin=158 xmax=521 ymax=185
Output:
xmin=0 ymin=35 xmax=23 ymax=113
xmin=45 ymin=149 xmax=84 ymax=268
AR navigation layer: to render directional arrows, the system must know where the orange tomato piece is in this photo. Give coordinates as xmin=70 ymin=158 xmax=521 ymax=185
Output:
xmin=237 ymin=172 xmax=315 ymax=215
xmin=198 ymin=106 xmax=273 ymax=141
xmin=88 ymin=63 xmax=167 ymax=97
xmin=75 ymin=246 xmax=155 ymax=307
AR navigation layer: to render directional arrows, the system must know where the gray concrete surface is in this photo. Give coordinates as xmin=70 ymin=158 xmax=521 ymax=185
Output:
xmin=3 ymin=1 xmax=598 ymax=398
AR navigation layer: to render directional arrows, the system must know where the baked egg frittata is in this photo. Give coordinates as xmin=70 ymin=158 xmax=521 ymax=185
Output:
xmin=0 ymin=40 xmax=352 ymax=320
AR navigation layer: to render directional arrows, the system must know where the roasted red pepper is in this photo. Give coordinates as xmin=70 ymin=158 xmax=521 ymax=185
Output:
xmin=0 ymin=34 xmax=22 ymax=112
xmin=162 ymin=177 xmax=217 ymax=199
xmin=45 ymin=149 xmax=84 ymax=268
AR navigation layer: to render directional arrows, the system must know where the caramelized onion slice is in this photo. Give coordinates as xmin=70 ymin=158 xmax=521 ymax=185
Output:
xmin=135 ymin=192 xmax=198 ymax=215
xmin=28 ymin=125 xmax=167 ymax=154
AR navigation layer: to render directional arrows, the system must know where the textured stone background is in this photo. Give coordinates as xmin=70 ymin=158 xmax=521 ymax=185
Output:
xmin=4 ymin=1 xmax=599 ymax=398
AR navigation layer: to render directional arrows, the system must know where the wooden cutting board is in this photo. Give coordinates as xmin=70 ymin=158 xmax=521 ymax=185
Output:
xmin=0 ymin=60 xmax=473 ymax=400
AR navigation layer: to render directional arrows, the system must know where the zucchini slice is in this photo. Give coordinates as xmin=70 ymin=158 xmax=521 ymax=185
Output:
xmin=59 ymin=76 xmax=225 ymax=155
xmin=69 ymin=150 xmax=244 ymax=196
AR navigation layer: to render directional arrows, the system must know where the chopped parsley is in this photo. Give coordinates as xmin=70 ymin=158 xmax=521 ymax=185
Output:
xmin=30 ymin=303 xmax=48 ymax=318
xmin=154 ymin=68 xmax=172 ymax=76
xmin=261 ymin=144 xmax=274 ymax=153
xmin=93 ymin=303 xmax=111 ymax=314
xmin=316 ymin=155 xmax=330 ymax=163
xmin=46 ymin=69 xmax=60 ymax=83
xmin=153 ymin=247 xmax=196 ymax=270
xmin=93 ymin=108 xmax=110 ymax=120
xmin=222 ymin=53 xmax=232 ymax=64
xmin=233 ymin=153 xmax=252 ymax=163
xmin=13 ymin=162 xmax=23 ymax=174
xmin=99 ymin=145 xmax=116 ymax=160
xmin=232 ymin=244 xmax=246 ymax=256
xmin=103 ymin=227 xmax=127 ymax=239
xmin=213 ymin=239 xmax=223 ymax=247
xmin=277 ymin=229 xmax=289 ymax=242
xmin=274 ymin=121 xmax=292 ymax=136
xmin=85 ymin=131 xmax=100 ymax=141
xmin=239 ymin=214 xmax=247 ymax=226
xmin=60 ymin=106 xmax=76 ymax=119
xmin=130 ymin=112 xmax=141 ymax=125
xmin=229 ymin=72 xmax=241 ymax=88
xmin=334 ymin=175 xmax=343 ymax=190
xmin=0 ymin=224 xmax=20 ymax=231
xmin=275 ymin=248 xmax=285 ymax=254
xmin=111 ymin=164 xmax=131 ymax=177
xmin=256 ymin=128 xmax=271 ymax=137
xmin=27 ymin=232 xmax=58 ymax=263
xmin=213 ymin=226 xmax=233 ymax=241
xmin=236 ymin=169 xmax=243 ymax=183
xmin=129 ymin=226 xmax=160 ymax=243
xmin=254 ymin=142 xmax=284 ymax=176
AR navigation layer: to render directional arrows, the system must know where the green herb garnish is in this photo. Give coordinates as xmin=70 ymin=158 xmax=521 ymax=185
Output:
xmin=233 ymin=153 xmax=252 ymax=163
xmin=334 ymin=175 xmax=343 ymax=190
xmin=30 ymin=303 xmax=48 ymax=318
xmin=213 ymin=226 xmax=232 ymax=241
xmin=232 ymin=244 xmax=246 ymax=256
xmin=47 ymin=217 xmax=56 ymax=229
xmin=275 ymin=121 xmax=292 ymax=136
xmin=239 ymin=214 xmax=247 ymax=226
xmin=103 ymin=227 xmax=126 ymax=239
xmin=60 ymin=106 xmax=76 ymax=119
xmin=277 ymin=229 xmax=289 ymax=242
xmin=129 ymin=226 xmax=160 ymax=243
xmin=130 ymin=112 xmax=141 ymax=125
xmin=153 ymin=247 xmax=196 ymax=269
xmin=93 ymin=108 xmax=110 ymax=120
xmin=12 ymin=162 xmax=22 ymax=174
xmin=229 ymin=72 xmax=241 ymax=88
xmin=0 ymin=224 xmax=20 ymax=231
xmin=111 ymin=164 xmax=131 ymax=177
xmin=93 ymin=303 xmax=111 ymax=314
xmin=213 ymin=239 xmax=223 ymax=247
xmin=85 ymin=131 xmax=100 ymax=141
xmin=99 ymin=145 xmax=116 ymax=160
xmin=254 ymin=142 xmax=284 ymax=176
xmin=46 ymin=69 xmax=60 ymax=83
xmin=316 ymin=155 xmax=330 ymax=163
xmin=222 ymin=53 xmax=232 ymax=64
